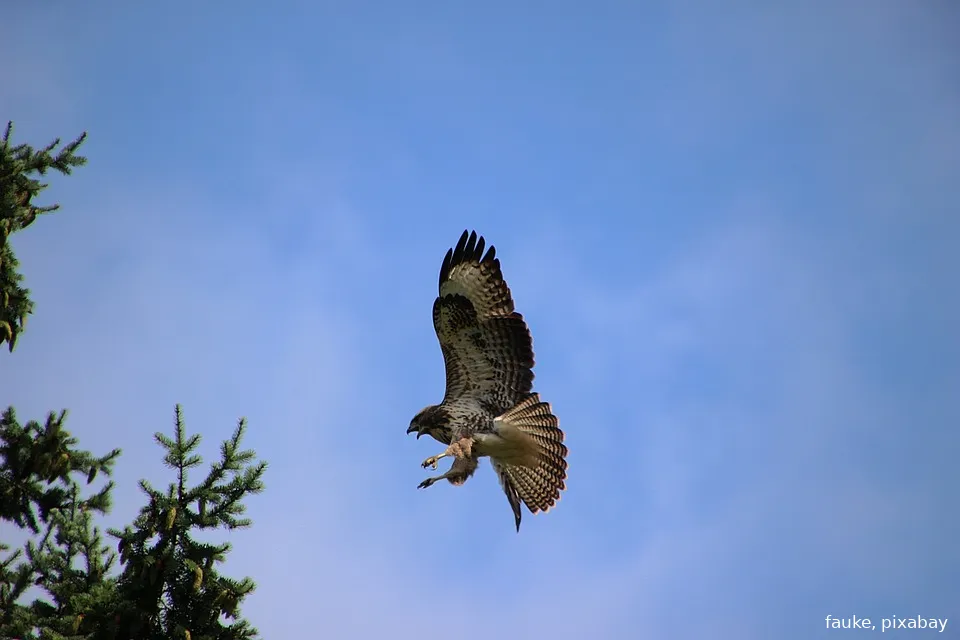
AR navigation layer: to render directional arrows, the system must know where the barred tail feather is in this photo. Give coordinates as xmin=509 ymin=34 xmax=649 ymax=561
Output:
xmin=491 ymin=393 xmax=568 ymax=530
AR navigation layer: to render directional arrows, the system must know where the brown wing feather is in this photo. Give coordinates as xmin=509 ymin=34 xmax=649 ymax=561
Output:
xmin=433 ymin=230 xmax=535 ymax=413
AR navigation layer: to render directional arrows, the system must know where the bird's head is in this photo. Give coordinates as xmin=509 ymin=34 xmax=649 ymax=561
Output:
xmin=407 ymin=405 xmax=448 ymax=440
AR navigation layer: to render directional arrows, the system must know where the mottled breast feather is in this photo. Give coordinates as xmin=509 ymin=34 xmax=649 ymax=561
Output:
xmin=433 ymin=230 xmax=535 ymax=415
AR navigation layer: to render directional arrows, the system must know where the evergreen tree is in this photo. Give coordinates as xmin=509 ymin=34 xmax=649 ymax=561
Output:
xmin=1 ymin=123 xmax=267 ymax=639
xmin=0 ymin=121 xmax=87 ymax=352
xmin=0 ymin=407 xmax=121 ymax=640
xmin=108 ymin=406 xmax=266 ymax=640
xmin=1 ymin=408 xmax=267 ymax=640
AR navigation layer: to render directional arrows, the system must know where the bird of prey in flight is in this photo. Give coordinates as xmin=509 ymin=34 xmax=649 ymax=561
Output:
xmin=407 ymin=230 xmax=568 ymax=531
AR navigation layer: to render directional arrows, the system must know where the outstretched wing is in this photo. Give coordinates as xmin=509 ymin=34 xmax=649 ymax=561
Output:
xmin=433 ymin=230 xmax=534 ymax=414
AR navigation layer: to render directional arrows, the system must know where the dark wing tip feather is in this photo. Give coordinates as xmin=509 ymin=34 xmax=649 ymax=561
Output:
xmin=438 ymin=229 xmax=499 ymax=291
xmin=452 ymin=230 xmax=470 ymax=266
xmin=438 ymin=248 xmax=454 ymax=290
xmin=464 ymin=230 xmax=478 ymax=257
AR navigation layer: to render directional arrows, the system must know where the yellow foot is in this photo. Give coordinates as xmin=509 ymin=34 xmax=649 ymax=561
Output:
xmin=421 ymin=455 xmax=441 ymax=470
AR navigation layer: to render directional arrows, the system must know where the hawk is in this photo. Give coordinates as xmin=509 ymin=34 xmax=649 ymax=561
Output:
xmin=407 ymin=230 xmax=568 ymax=531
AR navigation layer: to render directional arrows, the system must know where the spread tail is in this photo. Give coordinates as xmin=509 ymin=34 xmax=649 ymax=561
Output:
xmin=491 ymin=393 xmax=568 ymax=531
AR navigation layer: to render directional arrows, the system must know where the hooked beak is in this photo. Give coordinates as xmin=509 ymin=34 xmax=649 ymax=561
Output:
xmin=406 ymin=424 xmax=423 ymax=438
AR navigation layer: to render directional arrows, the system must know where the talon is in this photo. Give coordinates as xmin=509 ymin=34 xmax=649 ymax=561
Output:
xmin=421 ymin=456 xmax=439 ymax=470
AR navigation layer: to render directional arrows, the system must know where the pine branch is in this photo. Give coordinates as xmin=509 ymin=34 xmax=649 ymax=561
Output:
xmin=0 ymin=407 xmax=120 ymax=531
xmin=0 ymin=121 xmax=87 ymax=351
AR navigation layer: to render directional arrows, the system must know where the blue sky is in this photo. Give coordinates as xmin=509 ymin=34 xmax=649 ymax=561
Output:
xmin=2 ymin=1 xmax=958 ymax=638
